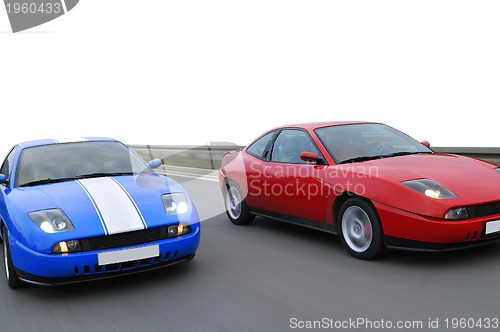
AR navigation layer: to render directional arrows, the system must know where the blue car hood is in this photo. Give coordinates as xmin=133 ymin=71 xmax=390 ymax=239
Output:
xmin=8 ymin=174 xmax=191 ymax=241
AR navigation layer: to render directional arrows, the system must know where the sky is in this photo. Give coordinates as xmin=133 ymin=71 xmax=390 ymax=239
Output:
xmin=1 ymin=0 xmax=499 ymax=158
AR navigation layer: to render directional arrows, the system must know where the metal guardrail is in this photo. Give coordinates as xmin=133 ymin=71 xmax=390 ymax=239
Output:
xmin=432 ymin=147 xmax=500 ymax=166
xmin=130 ymin=144 xmax=241 ymax=170
xmin=129 ymin=144 xmax=500 ymax=170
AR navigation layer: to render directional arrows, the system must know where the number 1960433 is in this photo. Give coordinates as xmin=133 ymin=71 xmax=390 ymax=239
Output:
xmin=5 ymin=2 xmax=62 ymax=14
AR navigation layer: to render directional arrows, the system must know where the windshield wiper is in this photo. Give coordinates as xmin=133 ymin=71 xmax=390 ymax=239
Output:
xmin=339 ymin=151 xmax=432 ymax=164
xmin=19 ymin=177 xmax=76 ymax=187
xmin=19 ymin=172 xmax=134 ymax=187
xmin=75 ymin=172 xmax=134 ymax=179
xmin=339 ymin=156 xmax=382 ymax=164
xmin=377 ymin=151 xmax=432 ymax=159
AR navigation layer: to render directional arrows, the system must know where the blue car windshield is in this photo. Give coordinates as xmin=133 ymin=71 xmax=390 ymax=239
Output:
xmin=15 ymin=141 xmax=151 ymax=187
xmin=315 ymin=123 xmax=433 ymax=164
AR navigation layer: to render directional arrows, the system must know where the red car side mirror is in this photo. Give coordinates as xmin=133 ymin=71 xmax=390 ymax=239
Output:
xmin=420 ymin=140 xmax=430 ymax=148
xmin=300 ymin=151 xmax=320 ymax=163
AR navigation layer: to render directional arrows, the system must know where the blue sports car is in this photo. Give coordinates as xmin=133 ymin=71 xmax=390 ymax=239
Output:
xmin=0 ymin=137 xmax=200 ymax=288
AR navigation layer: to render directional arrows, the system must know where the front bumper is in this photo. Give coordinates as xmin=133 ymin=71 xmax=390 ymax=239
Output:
xmin=374 ymin=201 xmax=500 ymax=250
xmin=10 ymin=225 xmax=200 ymax=285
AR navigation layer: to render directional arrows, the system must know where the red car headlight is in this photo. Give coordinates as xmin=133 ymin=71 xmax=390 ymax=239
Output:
xmin=401 ymin=179 xmax=457 ymax=199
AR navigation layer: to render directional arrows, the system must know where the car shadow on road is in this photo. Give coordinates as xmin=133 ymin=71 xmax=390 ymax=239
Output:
xmin=14 ymin=254 xmax=199 ymax=299
xmin=382 ymin=241 xmax=500 ymax=267
xmin=245 ymin=216 xmax=500 ymax=268
xmin=8 ymin=214 xmax=500 ymax=298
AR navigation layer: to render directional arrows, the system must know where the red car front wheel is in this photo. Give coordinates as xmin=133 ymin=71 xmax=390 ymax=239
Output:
xmin=338 ymin=197 xmax=385 ymax=260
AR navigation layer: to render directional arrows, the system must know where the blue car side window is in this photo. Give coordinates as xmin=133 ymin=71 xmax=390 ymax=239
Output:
xmin=0 ymin=147 xmax=18 ymax=182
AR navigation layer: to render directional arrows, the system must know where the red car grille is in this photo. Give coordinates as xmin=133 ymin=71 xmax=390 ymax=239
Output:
xmin=466 ymin=201 xmax=500 ymax=219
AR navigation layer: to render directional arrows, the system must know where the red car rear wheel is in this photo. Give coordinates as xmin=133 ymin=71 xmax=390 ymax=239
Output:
xmin=224 ymin=183 xmax=254 ymax=225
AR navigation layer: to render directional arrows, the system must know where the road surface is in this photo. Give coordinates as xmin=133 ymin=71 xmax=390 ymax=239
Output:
xmin=1 ymin=173 xmax=500 ymax=332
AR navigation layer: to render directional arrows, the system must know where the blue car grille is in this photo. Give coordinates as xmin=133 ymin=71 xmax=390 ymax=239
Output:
xmin=79 ymin=226 xmax=169 ymax=252
xmin=73 ymin=250 xmax=181 ymax=276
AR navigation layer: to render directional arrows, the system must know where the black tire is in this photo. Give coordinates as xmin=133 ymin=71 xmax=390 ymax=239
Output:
xmin=338 ymin=197 xmax=385 ymax=260
xmin=2 ymin=225 xmax=23 ymax=289
xmin=223 ymin=182 xmax=254 ymax=225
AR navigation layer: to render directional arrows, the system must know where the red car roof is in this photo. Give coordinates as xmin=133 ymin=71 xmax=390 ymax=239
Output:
xmin=271 ymin=121 xmax=378 ymax=131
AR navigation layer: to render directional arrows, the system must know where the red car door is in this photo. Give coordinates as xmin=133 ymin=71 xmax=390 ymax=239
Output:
xmin=259 ymin=129 xmax=328 ymax=223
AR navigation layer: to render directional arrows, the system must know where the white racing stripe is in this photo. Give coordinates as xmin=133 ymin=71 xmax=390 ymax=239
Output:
xmin=77 ymin=180 xmax=108 ymax=234
xmin=77 ymin=177 xmax=146 ymax=234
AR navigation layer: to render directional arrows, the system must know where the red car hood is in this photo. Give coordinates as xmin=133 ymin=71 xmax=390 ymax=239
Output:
xmin=327 ymin=153 xmax=500 ymax=218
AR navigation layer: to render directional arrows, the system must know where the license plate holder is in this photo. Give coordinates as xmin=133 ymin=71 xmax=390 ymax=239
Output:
xmin=485 ymin=219 xmax=500 ymax=235
xmin=98 ymin=245 xmax=159 ymax=266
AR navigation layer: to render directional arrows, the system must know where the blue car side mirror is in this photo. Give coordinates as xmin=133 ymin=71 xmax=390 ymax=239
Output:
xmin=0 ymin=174 xmax=6 ymax=182
xmin=148 ymin=159 xmax=162 ymax=169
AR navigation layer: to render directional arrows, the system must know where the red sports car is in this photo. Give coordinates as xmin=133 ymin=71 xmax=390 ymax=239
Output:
xmin=218 ymin=122 xmax=500 ymax=259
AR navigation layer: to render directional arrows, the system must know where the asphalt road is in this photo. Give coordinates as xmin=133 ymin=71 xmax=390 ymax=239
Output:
xmin=2 ymin=174 xmax=500 ymax=332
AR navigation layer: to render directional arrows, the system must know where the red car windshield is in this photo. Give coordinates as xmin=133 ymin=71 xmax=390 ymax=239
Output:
xmin=314 ymin=123 xmax=432 ymax=164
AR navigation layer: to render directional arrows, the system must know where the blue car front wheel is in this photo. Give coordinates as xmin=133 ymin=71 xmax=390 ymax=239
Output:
xmin=2 ymin=225 xmax=24 ymax=289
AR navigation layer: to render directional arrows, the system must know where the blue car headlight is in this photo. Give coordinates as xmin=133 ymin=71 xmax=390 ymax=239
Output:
xmin=28 ymin=209 xmax=75 ymax=233
xmin=162 ymin=193 xmax=189 ymax=215
xmin=401 ymin=179 xmax=457 ymax=199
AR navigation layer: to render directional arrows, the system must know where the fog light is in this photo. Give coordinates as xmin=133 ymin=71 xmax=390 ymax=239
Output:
xmin=66 ymin=240 xmax=80 ymax=250
xmin=178 ymin=223 xmax=191 ymax=236
xmin=445 ymin=207 xmax=469 ymax=220
xmin=52 ymin=240 xmax=82 ymax=253
xmin=167 ymin=225 xmax=178 ymax=236
xmin=167 ymin=223 xmax=191 ymax=237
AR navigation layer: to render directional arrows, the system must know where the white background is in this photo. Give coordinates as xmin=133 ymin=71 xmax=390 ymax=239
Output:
xmin=1 ymin=0 xmax=499 ymax=157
